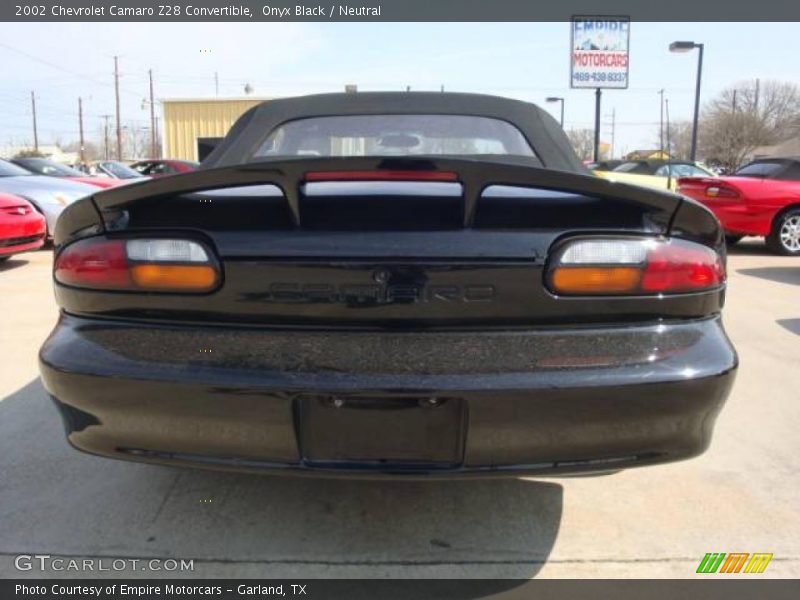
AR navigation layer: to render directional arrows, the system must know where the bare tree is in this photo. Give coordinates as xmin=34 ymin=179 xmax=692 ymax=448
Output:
xmin=61 ymin=140 xmax=101 ymax=162
xmin=700 ymin=79 xmax=800 ymax=170
xmin=121 ymin=122 xmax=150 ymax=160
xmin=656 ymin=120 xmax=693 ymax=161
xmin=13 ymin=149 xmax=46 ymax=159
xmin=567 ymin=128 xmax=595 ymax=160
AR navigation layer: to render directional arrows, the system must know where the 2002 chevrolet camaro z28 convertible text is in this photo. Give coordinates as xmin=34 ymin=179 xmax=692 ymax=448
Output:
xmin=39 ymin=93 xmax=737 ymax=477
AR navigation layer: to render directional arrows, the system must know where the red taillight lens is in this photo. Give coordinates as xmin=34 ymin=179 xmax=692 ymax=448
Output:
xmin=548 ymin=237 xmax=724 ymax=296
xmin=640 ymin=243 xmax=724 ymax=292
xmin=54 ymin=239 xmax=131 ymax=289
xmin=304 ymin=170 xmax=459 ymax=182
xmin=55 ymin=238 xmax=220 ymax=293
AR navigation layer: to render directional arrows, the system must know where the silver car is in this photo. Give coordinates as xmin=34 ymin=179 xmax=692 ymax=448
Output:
xmin=0 ymin=160 xmax=97 ymax=236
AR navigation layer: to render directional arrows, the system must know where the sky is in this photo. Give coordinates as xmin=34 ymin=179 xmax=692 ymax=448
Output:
xmin=0 ymin=21 xmax=797 ymax=157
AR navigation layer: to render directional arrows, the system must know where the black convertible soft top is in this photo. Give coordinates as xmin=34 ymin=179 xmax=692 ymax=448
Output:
xmin=201 ymin=92 xmax=587 ymax=174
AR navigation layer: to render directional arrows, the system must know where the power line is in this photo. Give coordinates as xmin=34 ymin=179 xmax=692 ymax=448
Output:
xmin=0 ymin=42 xmax=142 ymax=100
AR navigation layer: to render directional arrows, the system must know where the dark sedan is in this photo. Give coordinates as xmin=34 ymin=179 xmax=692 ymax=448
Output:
xmin=39 ymin=92 xmax=737 ymax=477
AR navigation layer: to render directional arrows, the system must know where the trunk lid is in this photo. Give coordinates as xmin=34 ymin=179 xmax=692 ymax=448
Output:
xmin=63 ymin=158 xmax=690 ymax=326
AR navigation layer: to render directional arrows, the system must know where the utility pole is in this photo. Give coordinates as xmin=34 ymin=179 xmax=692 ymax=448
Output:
xmin=114 ymin=56 xmax=122 ymax=160
xmin=148 ymin=69 xmax=156 ymax=158
xmin=609 ymin=108 xmax=616 ymax=159
xmin=101 ymin=114 xmax=112 ymax=159
xmin=658 ymin=89 xmax=665 ymax=154
xmin=30 ymin=91 xmax=39 ymax=152
xmin=665 ymin=98 xmax=675 ymax=186
xmin=214 ymin=71 xmax=219 ymax=96
xmin=732 ymin=89 xmax=737 ymax=113
xmin=154 ymin=116 xmax=160 ymax=158
xmin=78 ymin=97 xmax=85 ymax=163
xmin=593 ymin=88 xmax=602 ymax=162
xmin=754 ymin=78 xmax=760 ymax=114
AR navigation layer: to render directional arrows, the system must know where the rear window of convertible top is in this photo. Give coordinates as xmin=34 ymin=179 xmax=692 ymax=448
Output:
xmin=251 ymin=114 xmax=539 ymax=161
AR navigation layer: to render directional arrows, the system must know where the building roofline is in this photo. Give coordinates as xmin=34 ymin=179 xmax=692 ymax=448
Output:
xmin=162 ymin=96 xmax=276 ymax=104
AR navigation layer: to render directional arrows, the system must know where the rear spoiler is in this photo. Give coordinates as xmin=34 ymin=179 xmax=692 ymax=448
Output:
xmin=87 ymin=157 xmax=682 ymax=229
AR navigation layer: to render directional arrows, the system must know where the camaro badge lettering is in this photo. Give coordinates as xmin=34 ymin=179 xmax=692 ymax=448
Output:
xmin=261 ymin=283 xmax=496 ymax=304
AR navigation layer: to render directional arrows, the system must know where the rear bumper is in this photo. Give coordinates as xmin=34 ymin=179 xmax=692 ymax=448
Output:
xmin=39 ymin=314 xmax=737 ymax=477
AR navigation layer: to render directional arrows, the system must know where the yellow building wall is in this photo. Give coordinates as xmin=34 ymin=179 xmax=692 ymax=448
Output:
xmin=162 ymin=98 xmax=268 ymax=161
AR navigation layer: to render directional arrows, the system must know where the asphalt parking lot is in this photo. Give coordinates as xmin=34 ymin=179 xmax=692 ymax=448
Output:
xmin=1 ymin=242 xmax=798 ymax=579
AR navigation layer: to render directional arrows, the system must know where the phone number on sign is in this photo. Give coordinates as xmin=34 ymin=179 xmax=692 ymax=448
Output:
xmin=572 ymin=72 xmax=628 ymax=84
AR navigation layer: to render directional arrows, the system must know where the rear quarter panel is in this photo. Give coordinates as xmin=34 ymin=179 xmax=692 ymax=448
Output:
xmin=694 ymin=178 xmax=800 ymax=236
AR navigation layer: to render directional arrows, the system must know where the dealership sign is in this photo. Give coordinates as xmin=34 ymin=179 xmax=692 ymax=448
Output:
xmin=570 ymin=17 xmax=630 ymax=89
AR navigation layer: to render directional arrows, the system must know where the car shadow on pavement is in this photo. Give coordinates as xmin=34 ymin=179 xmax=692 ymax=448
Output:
xmin=0 ymin=257 xmax=30 ymax=272
xmin=0 ymin=379 xmax=563 ymax=583
xmin=737 ymin=266 xmax=800 ymax=286
xmin=725 ymin=239 xmax=775 ymax=256
xmin=777 ymin=319 xmax=800 ymax=336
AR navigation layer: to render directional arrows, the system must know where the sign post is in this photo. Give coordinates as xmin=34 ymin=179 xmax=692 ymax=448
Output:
xmin=570 ymin=16 xmax=630 ymax=162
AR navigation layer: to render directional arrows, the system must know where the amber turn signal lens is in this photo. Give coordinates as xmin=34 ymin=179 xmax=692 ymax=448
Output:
xmin=551 ymin=267 xmax=642 ymax=294
xmin=130 ymin=265 xmax=218 ymax=291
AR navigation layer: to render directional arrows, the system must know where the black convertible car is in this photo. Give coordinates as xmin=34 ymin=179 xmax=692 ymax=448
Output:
xmin=40 ymin=92 xmax=737 ymax=477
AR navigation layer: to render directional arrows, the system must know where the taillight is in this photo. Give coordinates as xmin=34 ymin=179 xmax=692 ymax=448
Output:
xmin=677 ymin=178 xmax=740 ymax=199
xmin=55 ymin=238 xmax=220 ymax=293
xmin=1 ymin=205 xmax=31 ymax=216
xmin=704 ymin=185 xmax=739 ymax=198
xmin=548 ymin=237 xmax=724 ymax=296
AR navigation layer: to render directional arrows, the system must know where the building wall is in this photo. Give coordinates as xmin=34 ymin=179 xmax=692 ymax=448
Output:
xmin=162 ymin=98 xmax=270 ymax=161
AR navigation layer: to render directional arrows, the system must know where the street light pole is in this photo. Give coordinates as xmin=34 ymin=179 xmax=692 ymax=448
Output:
xmin=545 ymin=96 xmax=565 ymax=128
xmin=669 ymin=41 xmax=704 ymax=162
xmin=593 ymin=88 xmax=602 ymax=162
xmin=689 ymin=44 xmax=704 ymax=162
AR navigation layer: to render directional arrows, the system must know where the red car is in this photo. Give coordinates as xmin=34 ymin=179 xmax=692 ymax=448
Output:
xmin=130 ymin=159 xmax=199 ymax=177
xmin=0 ymin=193 xmax=46 ymax=261
xmin=677 ymin=156 xmax=800 ymax=255
xmin=11 ymin=158 xmax=123 ymax=189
